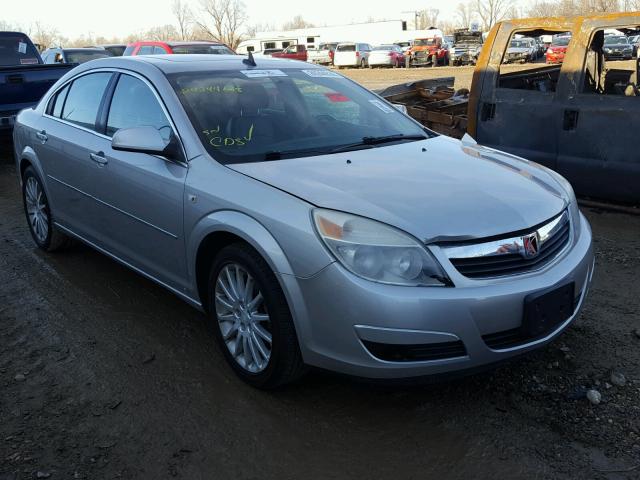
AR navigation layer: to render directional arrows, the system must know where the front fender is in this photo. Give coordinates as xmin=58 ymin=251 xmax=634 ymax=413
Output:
xmin=186 ymin=209 xmax=296 ymax=290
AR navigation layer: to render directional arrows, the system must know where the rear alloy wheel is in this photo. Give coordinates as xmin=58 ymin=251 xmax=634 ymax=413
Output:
xmin=208 ymin=243 xmax=305 ymax=388
xmin=22 ymin=166 xmax=72 ymax=252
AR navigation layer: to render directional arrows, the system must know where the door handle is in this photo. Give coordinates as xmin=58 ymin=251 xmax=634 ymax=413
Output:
xmin=89 ymin=151 xmax=108 ymax=165
xmin=563 ymin=110 xmax=579 ymax=131
xmin=35 ymin=130 xmax=48 ymax=143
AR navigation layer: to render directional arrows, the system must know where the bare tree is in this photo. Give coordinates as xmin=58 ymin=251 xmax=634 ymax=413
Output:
xmin=282 ymin=15 xmax=315 ymax=31
xmin=196 ymin=0 xmax=247 ymax=49
xmin=456 ymin=2 xmax=474 ymax=29
xmin=29 ymin=22 xmax=65 ymax=49
xmin=474 ymin=0 xmax=510 ymax=31
xmin=173 ymin=0 xmax=193 ymax=41
xmin=145 ymin=24 xmax=180 ymax=41
xmin=417 ymin=8 xmax=440 ymax=29
xmin=245 ymin=22 xmax=277 ymax=37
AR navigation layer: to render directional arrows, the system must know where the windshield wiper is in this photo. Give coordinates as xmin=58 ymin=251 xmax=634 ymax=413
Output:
xmin=330 ymin=134 xmax=428 ymax=153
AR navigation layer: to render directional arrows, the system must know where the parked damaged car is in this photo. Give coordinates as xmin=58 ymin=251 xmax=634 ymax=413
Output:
xmin=451 ymin=29 xmax=483 ymax=66
xmin=602 ymin=35 xmax=634 ymax=60
xmin=381 ymin=12 xmax=640 ymax=204
xmin=13 ymin=54 xmax=594 ymax=388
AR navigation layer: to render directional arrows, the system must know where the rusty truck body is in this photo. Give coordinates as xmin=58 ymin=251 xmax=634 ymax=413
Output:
xmin=381 ymin=12 xmax=640 ymax=204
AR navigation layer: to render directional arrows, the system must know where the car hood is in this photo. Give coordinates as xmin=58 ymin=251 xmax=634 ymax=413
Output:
xmin=227 ymin=135 xmax=568 ymax=242
xmin=508 ymin=47 xmax=530 ymax=54
xmin=605 ymin=43 xmax=630 ymax=48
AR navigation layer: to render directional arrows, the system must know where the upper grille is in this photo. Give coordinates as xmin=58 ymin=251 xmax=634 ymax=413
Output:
xmin=443 ymin=212 xmax=571 ymax=279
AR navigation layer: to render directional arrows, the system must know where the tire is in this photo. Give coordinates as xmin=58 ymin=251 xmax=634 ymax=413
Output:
xmin=207 ymin=242 xmax=306 ymax=389
xmin=21 ymin=166 xmax=72 ymax=252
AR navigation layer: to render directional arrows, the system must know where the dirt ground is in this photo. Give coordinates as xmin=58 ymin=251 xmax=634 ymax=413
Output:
xmin=341 ymin=65 xmax=478 ymax=91
xmin=1 ymin=99 xmax=640 ymax=479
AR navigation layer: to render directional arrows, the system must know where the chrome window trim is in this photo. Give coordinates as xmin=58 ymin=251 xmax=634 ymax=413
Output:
xmin=41 ymin=67 xmax=188 ymax=166
xmin=442 ymin=211 xmax=569 ymax=261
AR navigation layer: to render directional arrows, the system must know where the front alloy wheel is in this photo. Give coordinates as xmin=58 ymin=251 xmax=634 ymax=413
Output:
xmin=208 ymin=243 xmax=305 ymax=388
xmin=215 ymin=263 xmax=272 ymax=373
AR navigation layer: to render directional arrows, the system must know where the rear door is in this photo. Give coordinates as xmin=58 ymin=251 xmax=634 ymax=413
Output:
xmin=36 ymin=71 xmax=114 ymax=238
xmin=90 ymin=72 xmax=188 ymax=288
xmin=555 ymin=16 xmax=640 ymax=203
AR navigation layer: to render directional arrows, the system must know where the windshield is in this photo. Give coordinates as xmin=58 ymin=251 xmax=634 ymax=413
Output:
xmin=172 ymin=44 xmax=235 ymax=55
xmin=170 ymin=68 xmax=431 ymax=164
xmin=553 ymin=37 xmax=571 ymax=46
xmin=65 ymin=50 xmax=111 ymax=64
xmin=414 ymin=38 xmax=438 ymax=46
xmin=604 ymin=36 xmax=628 ymax=45
xmin=0 ymin=34 xmax=40 ymax=66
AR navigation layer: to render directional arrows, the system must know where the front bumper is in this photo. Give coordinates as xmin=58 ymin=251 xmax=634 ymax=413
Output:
xmin=281 ymin=212 xmax=594 ymax=379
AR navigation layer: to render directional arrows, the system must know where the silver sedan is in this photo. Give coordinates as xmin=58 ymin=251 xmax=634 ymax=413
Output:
xmin=13 ymin=55 xmax=594 ymax=388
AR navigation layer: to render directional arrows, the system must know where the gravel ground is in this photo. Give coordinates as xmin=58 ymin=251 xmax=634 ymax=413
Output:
xmin=1 ymin=114 xmax=639 ymax=478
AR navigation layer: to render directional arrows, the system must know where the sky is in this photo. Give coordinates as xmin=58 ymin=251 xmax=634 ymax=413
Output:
xmin=1 ymin=0 xmax=461 ymax=39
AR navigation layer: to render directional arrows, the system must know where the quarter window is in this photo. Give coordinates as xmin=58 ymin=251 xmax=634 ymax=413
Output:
xmin=61 ymin=73 xmax=112 ymax=130
xmin=106 ymin=74 xmax=172 ymax=141
xmin=48 ymin=83 xmax=70 ymax=117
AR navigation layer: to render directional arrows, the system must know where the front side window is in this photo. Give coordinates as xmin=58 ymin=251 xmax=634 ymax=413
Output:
xmin=106 ymin=74 xmax=171 ymax=141
xmin=170 ymin=68 xmax=431 ymax=164
xmin=153 ymin=46 xmax=167 ymax=55
xmin=61 ymin=73 xmax=112 ymax=130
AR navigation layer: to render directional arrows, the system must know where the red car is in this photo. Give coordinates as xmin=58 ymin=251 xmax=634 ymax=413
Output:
xmin=545 ymin=36 xmax=571 ymax=64
xmin=123 ymin=40 xmax=235 ymax=56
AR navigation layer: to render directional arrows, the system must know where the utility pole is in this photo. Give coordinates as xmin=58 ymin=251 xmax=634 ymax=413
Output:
xmin=402 ymin=10 xmax=420 ymax=31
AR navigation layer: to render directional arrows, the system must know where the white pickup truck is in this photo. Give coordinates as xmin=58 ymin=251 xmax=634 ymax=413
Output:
xmin=307 ymin=43 xmax=337 ymax=65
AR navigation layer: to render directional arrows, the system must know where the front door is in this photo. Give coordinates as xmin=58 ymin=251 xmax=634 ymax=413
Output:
xmin=90 ymin=73 xmax=188 ymax=289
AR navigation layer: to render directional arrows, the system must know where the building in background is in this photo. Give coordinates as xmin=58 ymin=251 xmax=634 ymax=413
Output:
xmin=237 ymin=20 xmax=443 ymax=54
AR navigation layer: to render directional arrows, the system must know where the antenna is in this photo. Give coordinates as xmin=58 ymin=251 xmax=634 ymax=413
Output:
xmin=243 ymin=50 xmax=256 ymax=67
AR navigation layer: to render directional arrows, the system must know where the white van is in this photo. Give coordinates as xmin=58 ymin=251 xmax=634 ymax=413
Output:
xmin=333 ymin=42 xmax=372 ymax=68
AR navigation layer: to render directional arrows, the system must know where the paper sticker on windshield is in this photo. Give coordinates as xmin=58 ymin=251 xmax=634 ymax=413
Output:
xmin=240 ymin=69 xmax=287 ymax=78
xmin=369 ymin=99 xmax=394 ymax=113
xmin=18 ymin=42 xmax=27 ymax=54
xmin=302 ymin=69 xmax=341 ymax=78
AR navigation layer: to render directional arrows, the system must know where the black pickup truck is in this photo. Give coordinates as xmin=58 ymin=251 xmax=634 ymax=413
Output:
xmin=0 ymin=32 xmax=74 ymax=131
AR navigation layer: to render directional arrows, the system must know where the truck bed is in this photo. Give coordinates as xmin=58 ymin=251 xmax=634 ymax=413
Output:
xmin=378 ymin=78 xmax=468 ymax=139
xmin=0 ymin=63 xmax=74 ymax=129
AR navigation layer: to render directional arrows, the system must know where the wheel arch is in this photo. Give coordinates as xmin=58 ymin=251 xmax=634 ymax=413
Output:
xmin=189 ymin=210 xmax=296 ymax=311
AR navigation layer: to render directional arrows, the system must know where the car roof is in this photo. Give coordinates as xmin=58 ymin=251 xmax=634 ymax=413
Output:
xmin=79 ymin=54 xmax=326 ymax=75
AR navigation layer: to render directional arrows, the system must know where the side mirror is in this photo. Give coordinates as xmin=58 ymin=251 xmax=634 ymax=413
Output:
xmin=112 ymin=126 xmax=182 ymax=161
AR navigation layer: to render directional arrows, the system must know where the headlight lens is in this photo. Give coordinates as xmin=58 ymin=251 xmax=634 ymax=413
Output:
xmin=313 ymin=209 xmax=450 ymax=286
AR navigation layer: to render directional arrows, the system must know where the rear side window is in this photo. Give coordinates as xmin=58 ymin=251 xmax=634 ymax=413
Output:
xmin=106 ymin=74 xmax=171 ymax=142
xmin=0 ymin=34 xmax=40 ymax=66
xmin=153 ymin=46 xmax=167 ymax=54
xmin=61 ymin=73 xmax=112 ymax=130
xmin=138 ymin=45 xmax=154 ymax=55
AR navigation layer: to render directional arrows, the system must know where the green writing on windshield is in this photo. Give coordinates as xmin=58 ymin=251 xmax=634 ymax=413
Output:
xmin=203 ymin=124 xmax=254 ymax=148
xmin=182 ymin=85 xmax=243 ymax=95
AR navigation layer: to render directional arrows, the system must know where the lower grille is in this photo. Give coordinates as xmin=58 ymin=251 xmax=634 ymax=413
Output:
xmin=362 ymin=340 xmax=467 ymax=362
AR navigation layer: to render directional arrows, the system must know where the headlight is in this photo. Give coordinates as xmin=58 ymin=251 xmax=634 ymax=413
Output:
xmin=313 ymin=209 xmax=450 ymax=287
xmin=546 ymin=170 xmax=581 ymax=239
